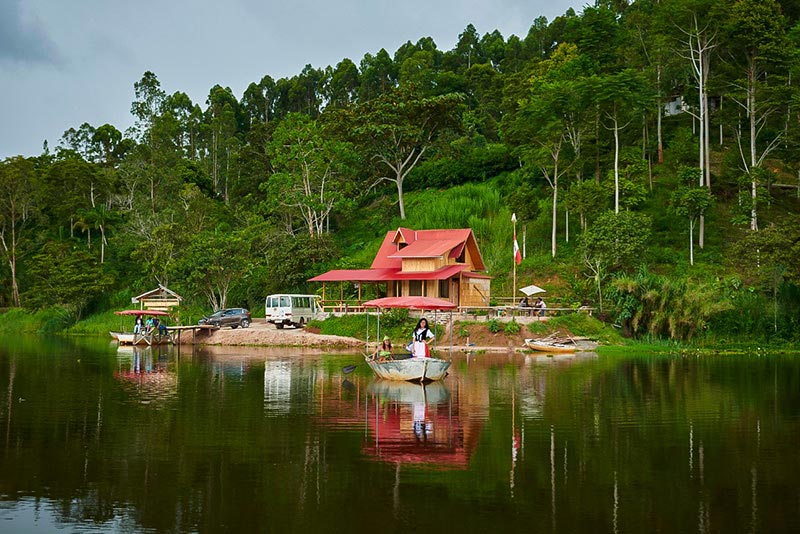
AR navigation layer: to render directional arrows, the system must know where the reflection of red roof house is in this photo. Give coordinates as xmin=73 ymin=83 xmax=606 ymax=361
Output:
xmin=309 ymin=228 xmax=491 ymax=307
xmin=362 ymin=402 xmax=473 ymax=469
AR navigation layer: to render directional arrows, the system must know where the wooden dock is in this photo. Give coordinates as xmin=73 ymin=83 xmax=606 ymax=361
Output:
xmin=166 ymin=324 xmax=219 ymax=345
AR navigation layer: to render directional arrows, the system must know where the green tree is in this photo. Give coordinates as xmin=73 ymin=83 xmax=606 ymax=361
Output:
xmin=671 ymin=184 xmax=714 ymax=266
xmin=580 ymin=210 xmax=652 ymax=312
xmin=265 ymin=114 xmax=356 ymax=237
xmin=337 ymin=86 xmax=463 ymax=219
xmin=22 ymin=241 xmax=114 ymax=319
xmin=0 ymin=157 xmax=39 ymax=306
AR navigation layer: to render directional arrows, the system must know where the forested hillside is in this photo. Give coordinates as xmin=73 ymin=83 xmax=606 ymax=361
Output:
xmin=1 ymin=0 xmax=799 ymax=342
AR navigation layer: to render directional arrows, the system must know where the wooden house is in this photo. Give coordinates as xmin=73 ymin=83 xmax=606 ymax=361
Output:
xmin=131 ymin=285 xmax=183 ymax=312
xmin=309 ymin=228 xmax=491 ymax=307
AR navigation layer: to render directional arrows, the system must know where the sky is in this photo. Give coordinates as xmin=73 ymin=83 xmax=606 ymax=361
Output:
xmin=0 ymin=0 xmax=583 ymax=159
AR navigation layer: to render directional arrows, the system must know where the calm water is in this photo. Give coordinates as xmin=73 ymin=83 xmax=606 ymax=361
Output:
xmin=0 ymin=336 xmax=799 ymax=533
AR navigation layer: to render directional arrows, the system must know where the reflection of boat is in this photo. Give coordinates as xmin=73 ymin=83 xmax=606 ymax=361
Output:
xmin=365 ymin=379 xmax=470 ymax=469
xmin=367 ymin=357 xmax=451 ymax=382
xmin=368 ymin=379 xmax=450 ymax=405
xmin=524 ymin=338 xmax=576 ymax=353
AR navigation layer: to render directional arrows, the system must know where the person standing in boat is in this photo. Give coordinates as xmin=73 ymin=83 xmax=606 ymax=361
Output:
xmin=411 ymin=318 xmax=435 ymax=358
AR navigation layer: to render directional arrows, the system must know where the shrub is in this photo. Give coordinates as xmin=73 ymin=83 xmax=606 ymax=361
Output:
xmin=487 ymin=319 xmax=501 ymax=333
xmin=503 ymin=320 xmax=521 ymax=335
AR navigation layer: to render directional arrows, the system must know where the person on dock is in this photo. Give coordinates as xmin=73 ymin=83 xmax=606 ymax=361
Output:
xmin=134 ymin=315 xmax=143 ymax=334
xmin=411 ymin=318 xmax=435 ymax=358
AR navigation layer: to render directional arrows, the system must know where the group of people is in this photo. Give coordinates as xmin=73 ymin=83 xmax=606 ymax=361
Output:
xmin=518 ymin=296 xmax=547 ymax=317
xmin=371 ymin=317 xmax=435 ymax=360
xmin=133 ymin=315 xmax=168 ymax=336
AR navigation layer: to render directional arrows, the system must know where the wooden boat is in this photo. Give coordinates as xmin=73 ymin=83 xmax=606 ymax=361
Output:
xmin=361 ymin=296 xmax=457 ymax=382
xmin=366 ymin=357 xmax=451 ymax=382
xmin=524 ymin=338 xmax=576 ymax=354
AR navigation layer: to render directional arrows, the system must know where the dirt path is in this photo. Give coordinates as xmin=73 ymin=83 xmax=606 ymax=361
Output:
xmin=179 ymin=319 xmax=364 ymax=348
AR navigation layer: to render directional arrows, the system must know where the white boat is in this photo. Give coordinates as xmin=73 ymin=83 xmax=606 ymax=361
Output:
xmin=366 ymin=357 xmax=451 ymax=382
xmin=110 ymin=331 xmax=172 ymax=346
xmin=524 ymin=338 xmax=576 ymax=353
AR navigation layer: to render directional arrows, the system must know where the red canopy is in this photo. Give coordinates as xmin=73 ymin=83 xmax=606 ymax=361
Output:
xmin=115 ymin=309 xmax=171 ymax=316
xmin=362 ymin=296 xmax=457 ymax=310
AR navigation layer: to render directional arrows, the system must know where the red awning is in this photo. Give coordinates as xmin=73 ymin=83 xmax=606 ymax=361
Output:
xmin=115 ymin=309 xmax=171 ymax=316
xmin=309 ymin=264 xmax=470 ymax=283
xmin=362 ymin=296 xmax=457 ymax=310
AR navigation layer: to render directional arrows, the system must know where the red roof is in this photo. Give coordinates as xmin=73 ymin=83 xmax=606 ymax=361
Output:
xmin=362 ymin=296 xmax=457 ymax=310
xmin=309 ymin=269 xmax=397 ymax=282
xmin=388 ymin=238 xmax=464 ymax=259
xmin=372 ymin=228 xmax=485 ymax=270
xmin=309 ymin=264 xmax=469 ymax=282
xmin=313 ymin=227 xmax=487 ymax=284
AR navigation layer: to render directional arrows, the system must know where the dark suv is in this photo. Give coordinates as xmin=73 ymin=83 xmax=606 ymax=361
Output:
xmin=198 ymin=308 xmax=251 ymax=329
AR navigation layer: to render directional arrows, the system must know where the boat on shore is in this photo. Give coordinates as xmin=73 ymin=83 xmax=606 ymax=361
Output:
xmin=366 ymin=356 xmax=451 ymax=382
xmin=524 ymin=338 xmax=576 ymax=354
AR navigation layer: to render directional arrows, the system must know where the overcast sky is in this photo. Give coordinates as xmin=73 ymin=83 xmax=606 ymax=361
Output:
xmin=1 ymin=0 xmax=583 ymax=159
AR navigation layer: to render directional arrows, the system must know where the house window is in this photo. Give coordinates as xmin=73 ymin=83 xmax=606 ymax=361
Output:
xmin=409 ymin=280 xmax=423 ymax=296
xmin=439 ymin=279 xmax=449 ymax=298
xmin=393 ymin=281 xmax=402 ymax=296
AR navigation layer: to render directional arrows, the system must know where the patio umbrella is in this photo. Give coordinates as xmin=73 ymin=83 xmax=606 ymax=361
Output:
xmin=519 ymin=284 xmax=547 ymax=296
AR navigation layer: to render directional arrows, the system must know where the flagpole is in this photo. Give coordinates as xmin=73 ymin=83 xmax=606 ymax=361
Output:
xmin=512 ymin=213 xmax=517 ymax=302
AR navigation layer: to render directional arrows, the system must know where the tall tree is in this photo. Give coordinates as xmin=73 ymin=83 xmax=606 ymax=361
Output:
xmin=265 ymin=114 xmax=355 ymax=237
xmin=723 ymin=0 xmax=788 ymax=231
xmin=337 ymin=86 xmax=463 ymax=219
xmin=0 ymin=157 xmax=38 ymax=306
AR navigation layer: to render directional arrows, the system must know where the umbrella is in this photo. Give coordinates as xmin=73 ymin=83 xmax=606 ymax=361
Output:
xmin=519 ymin=284 xmax=547 ymax=296
xmin=115 ymin=309 xmax=171 ymax=316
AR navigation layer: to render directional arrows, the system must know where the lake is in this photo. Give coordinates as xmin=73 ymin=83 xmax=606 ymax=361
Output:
xmin=1 ymin=336 xmax=798 ymax=533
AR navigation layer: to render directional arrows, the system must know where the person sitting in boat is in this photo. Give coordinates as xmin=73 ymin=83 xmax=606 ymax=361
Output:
xmin=372 ymin=336 xmax=393 ymax=361
xmin=534 ymin=297 xmax=546 ymax=317
xmin=411 ymin=318 xmax=435 ymax=358
xmin=144 ymin=316 xmax=154 ymax=334
xmin=134 ymin=315 xmax=144 ymax=334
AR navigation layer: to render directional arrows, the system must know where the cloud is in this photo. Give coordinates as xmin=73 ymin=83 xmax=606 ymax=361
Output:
xmin=0 ymin=0 xmax=59 ymax=64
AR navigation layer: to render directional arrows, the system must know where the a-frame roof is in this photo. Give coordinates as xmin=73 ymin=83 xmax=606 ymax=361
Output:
xmin=371 ymin=228 xmax=486 ymax=271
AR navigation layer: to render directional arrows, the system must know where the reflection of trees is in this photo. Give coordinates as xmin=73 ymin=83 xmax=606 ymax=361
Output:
xmin=1 ymin=340 xmax=799 ymax=532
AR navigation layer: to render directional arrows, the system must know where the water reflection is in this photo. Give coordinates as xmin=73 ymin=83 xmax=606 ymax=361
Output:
xmin=1 ymin=338 xmax=800 ymax=533
xmin=362 ymin=380 xmax=473 ymax=469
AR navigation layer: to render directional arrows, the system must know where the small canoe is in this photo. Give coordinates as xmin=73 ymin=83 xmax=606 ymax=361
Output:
xmin=524 ymin=338 xmax=576 ymax=354
xmin=367 ymin=357 xmax=451 ymax=382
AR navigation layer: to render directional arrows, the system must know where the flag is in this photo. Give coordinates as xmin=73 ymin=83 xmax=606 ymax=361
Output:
xmin=513 ymin=232 xmax=522 ymax=265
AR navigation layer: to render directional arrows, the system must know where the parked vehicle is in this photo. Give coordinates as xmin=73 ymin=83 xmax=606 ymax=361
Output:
xmin=198 ymin=308 xmax=251 ymax=329
xmin=265 ymin=294 xmax=320 ymax=329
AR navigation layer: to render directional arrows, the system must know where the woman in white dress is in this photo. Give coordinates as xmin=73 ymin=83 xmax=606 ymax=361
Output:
xmin=411 ymin=318 xmax=435 ymax=358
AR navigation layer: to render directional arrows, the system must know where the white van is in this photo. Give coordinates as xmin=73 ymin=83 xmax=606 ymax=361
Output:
xmin=265 ymin=294 xmax=321 ymax=329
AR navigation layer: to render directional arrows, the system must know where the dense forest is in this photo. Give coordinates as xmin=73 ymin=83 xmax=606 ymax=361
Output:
xmin=1 ymin=0 xmax=799 ymax=343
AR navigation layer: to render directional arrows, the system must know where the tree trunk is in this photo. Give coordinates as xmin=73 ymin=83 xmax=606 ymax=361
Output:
xmin=749 ymin=62 xmax=759 ymax=231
